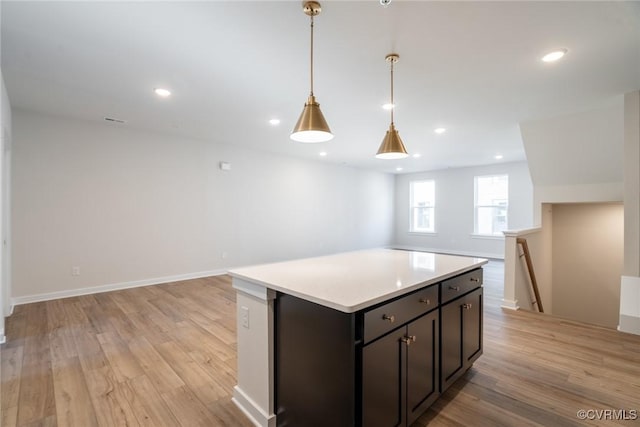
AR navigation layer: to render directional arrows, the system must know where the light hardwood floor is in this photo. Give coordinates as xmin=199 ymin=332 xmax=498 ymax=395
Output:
xmin=2 ymin=262 xmax=640 ymax=426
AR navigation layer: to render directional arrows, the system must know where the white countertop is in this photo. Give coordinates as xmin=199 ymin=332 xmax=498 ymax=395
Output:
xmin=228 ymin=248 xmax=488 ymax=313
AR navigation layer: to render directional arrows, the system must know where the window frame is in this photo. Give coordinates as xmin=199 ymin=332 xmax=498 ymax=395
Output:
xmin=473 ymin=174 xmax=509 ymax=237
xmin=409 ymin=180 xmax=436 ymax=234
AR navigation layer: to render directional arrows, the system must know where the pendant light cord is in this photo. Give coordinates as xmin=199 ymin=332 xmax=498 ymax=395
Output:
xmin=310 ymin=15 xmax=315 ymax=96
xmin=390 ymin=59 xmax=394 ymax=124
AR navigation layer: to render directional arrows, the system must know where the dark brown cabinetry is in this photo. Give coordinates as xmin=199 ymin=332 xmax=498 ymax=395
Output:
xmin=441 ymin=285 xmax=483 ymax=392
xmin=363 ymin=285 xmax=438 ymax=344
xmin=275 ymin=268 xmax=482 ymax=427
xmin=362 ymin=309 xmax=439 ymax=427
xmin=362 ymin=326 xmax=406 ymax=427
xmin=275 ymin=294 xmax=357 ymax=427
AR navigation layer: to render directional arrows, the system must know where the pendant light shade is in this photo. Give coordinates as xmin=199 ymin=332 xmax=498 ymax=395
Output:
xmin=376 ymin=53 xmax=408 ymax=159
xmin=377 ymin=123 xmax=408 ymax=159
xmin=291 ymin=1 xmax=333 ymax=143
xmin=291 ymin=95 xmax=332 ymax=143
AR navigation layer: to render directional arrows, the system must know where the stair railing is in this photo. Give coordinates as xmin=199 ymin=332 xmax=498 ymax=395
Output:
xmin=516 ymin=237 xmax=544 ymax=313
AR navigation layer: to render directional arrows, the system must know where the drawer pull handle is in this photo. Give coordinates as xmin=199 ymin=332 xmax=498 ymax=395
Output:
xmin=400 ymin=335 xmax=417 ymax=345
xmin=382 ymin=314 xmax=395 ymax=323
xmin=419 ymin=298 xmax=431 ymax=305
xmin=449 ymin=286 xmax=460 ymax=291
xmin=463 ymin=303 xmax=473 ymax=310
xmin=470 ymin=277 xmax=480 ymax=283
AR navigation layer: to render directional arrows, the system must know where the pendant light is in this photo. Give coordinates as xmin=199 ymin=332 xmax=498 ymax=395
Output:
xmin=376 ymin=53 xmax=409 ymax=159
xmin=291 ymin=1 xmax=333 ymax=143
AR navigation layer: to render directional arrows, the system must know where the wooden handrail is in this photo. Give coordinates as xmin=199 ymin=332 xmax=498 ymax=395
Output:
xmin=516 ymin=237 xmax=544 ymax=313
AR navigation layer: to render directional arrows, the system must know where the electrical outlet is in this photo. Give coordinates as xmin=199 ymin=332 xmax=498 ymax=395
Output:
xmin=241 ymin=306 xmax=250 ymax=329
xmin=72 ymin=266 xmax=80 ymax=276
xmin=221 ymin=251 xmax=228 ymax=260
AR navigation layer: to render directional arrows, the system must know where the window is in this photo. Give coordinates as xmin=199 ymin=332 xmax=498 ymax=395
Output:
xmin=474 ymin=175 xmax=508 ymax=236
xmin=410 ymin=180 xmax=435 ymax=233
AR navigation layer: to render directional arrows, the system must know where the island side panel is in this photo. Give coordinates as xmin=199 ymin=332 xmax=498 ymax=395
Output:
xmin=232 ymin=278 xmax=277 ymax=427
xmin=275 ymin=293 xmax=357 ymax=427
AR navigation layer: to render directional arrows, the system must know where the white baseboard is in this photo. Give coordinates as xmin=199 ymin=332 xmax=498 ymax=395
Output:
xmin=618 ymin=314 xmax=640 ymax=335
xmin=11 ymin=268 xmax=228 ymax=306
xmin=619 ymin=276 xmax=640 ymax=336
xmin=501 ymin=299 xmax=520 ymax=310
xmin=232 ymin=386 xmax=276 ymax=427
xmin=390 ymin=244 xmax=504 ymax=260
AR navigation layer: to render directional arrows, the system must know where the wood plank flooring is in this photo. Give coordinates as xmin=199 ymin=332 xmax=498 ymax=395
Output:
xmin=1 ymin=277 xmax=253 ymax=427
xmin=2 ymin=261 xmax=640 ymax=426
xmin=413 ymin=262 xmax=640 ymax=427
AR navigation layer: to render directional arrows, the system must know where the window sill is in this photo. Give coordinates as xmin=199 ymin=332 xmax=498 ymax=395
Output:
xmin=408 ymin=231 xmax=438 ymax=236
xmin=470 ymin=233 xmax=504 ymax=240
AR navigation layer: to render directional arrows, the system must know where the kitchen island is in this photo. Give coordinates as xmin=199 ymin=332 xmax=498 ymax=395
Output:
xmin=229 ymin=248 xmax=487 ymax=427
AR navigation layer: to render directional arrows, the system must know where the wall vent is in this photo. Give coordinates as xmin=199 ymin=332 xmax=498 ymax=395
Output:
xmin=103 ymin=117 xmax=127 ymax=124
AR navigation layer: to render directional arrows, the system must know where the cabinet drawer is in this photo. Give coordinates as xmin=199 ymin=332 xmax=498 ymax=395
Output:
xmin=364 ymin=285 xmax=438 ymax=344
xmin=441 ymin=269 xmax=483 ymax=304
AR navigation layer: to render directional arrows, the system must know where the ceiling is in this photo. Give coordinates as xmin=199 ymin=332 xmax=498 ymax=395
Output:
xmin=2 ymin=1 xmax=639 ymax=174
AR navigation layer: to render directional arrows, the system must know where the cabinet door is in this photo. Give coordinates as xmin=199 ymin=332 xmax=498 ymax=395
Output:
xmin=362 ymin=328 xmax=407 ymax=427
xmin=407 ymin=310 xmax=439 ymax=426
xmin=463 ymin=288 xmax=483 ymax=365
xmin=440 ymin=299 xmax=462 ymax=391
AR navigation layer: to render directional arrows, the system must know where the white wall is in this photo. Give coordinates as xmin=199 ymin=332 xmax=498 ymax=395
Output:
xmin=1 ymin=68 xmax=13 ymax=342
xmin=521 ymin=101 xmax=623 ymax=187
xmin=623 ymin=91 xmax=640 ymax=278
xmin=393 ymin=161 xmax=533 ymax=259
xmin=552 ymin=203 xmax=624 ymax=329
xmin=11 ymin=110 xmax=394 ymax=302
xmin=520 ymin=101 xmax=625 ymax=223
xmin=620 ymin=90 xmax=640 ymax=335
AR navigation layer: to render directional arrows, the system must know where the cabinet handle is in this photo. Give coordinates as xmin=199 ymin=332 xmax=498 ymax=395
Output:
xmin=382 ymin=314 xmax=395 ymax=323
xmin=462 ymin=303 xmax=473 ymax=310
xmin=400 ymin=335 xmax=417 ymax=345
xmin=469 ymin=277 xmax=480 ymax=283
xmin=419 ymin=298 xmax=431 ymax=305
xmin=449 ymin=286 xmax=460 ymax=291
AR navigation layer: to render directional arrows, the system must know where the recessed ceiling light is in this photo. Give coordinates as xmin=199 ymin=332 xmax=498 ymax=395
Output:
xmin=319 ymin=151 xmax=328 ymax=157
xmin=154 ymin=88 xmax=171 ymax=97
xmin=541 ymin=49 xmax=567 ymax=63
xmin=396 ymin=167 xmax=403 ymax=171
xmin=413 ymin=153 xmax=421 ymax=158
xmin=495 ymin=154 xmax=504 ymax=160
xmin=269 ymin=119 xmax=281 ymax=125
xmin=382 ymin=103 xmax=395 ymax=110
xmin=434 ymin=127 xmax=446 ymax=134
